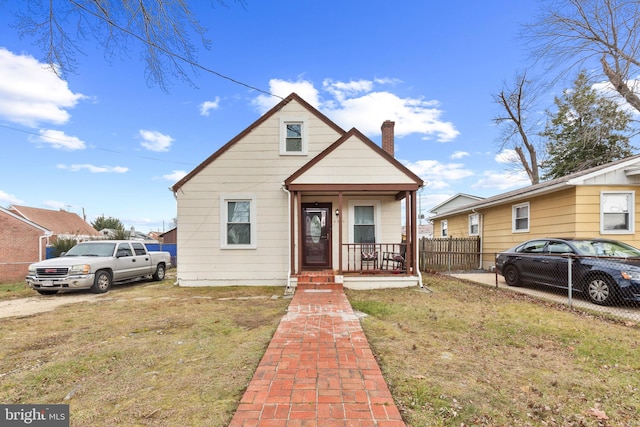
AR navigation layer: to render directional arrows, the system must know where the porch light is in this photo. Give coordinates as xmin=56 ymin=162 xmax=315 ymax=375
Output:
xmin=335 ymin=209 xmax=340 ymax=217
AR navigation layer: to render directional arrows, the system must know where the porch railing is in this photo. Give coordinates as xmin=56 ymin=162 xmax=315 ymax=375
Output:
xmin=341 ymin=243 xmax=407 ymax=273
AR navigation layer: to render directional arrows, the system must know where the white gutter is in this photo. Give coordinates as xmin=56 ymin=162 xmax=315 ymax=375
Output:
xmin=474 ymin=208 xmax=483 ymax=270
xmin=281 ymin=184 xmax=292 ymax=291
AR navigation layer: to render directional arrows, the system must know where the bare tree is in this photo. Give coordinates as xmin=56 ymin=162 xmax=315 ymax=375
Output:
xmin=493 ymin=71 xmax=543 ymax=184
xmin=12 ymin=0 xmax=244 ymax=90
xmin=526 ymin=0 xmax=640 ymax=113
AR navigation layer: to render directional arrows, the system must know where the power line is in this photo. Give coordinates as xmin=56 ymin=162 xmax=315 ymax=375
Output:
xmin=67 ymin=0 xmax=283 ymax=99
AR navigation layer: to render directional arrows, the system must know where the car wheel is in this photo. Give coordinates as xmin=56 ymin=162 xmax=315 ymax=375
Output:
xmin=152 ymin=264 xmax=166 ymax=281
xmin=91 ymin=270 xmax=112 ymax=294
xmin=586 ymin=274 xmax=616 ymax=306
xmin=503 ymin=265 xmax=521 ymax=287
xmin=37 ymin=290 xmax=58 ymax=295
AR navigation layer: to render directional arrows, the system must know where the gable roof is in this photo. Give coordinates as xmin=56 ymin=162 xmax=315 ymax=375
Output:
xmin=428 ymin=193 xmax=485 ymax=214
xmin=0 ymin=206 xmax=51 ymax=234
xmin=429 ymin=154 xmax=640 ymax=220
xmin=171 ymin=93 xmax=346 ymax=192
xmin=285 ymin=128 xmax=423 ymax=194
xmin=8 ymin=205 xmax=100 ymax=236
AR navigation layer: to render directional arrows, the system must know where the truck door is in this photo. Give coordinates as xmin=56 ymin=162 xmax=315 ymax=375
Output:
xmin=131 ymin=242 xmax=153 ymax=276
xmin=113 ymin=242 xmax=136 ymax=281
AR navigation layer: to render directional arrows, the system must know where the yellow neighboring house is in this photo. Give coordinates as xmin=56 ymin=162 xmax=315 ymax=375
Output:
xmin=429 ymin=154 xmax=640 ymax=270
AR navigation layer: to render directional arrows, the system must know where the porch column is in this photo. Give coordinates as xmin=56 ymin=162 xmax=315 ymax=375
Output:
xmin=295 ymin=191 xmax=302 ymax=275
xmin=410 ymin=190 xmax=418 ymax=275
xmin=290 ymin=190 xmax=297 ymax=275
xmin=338 ymin=192 xmax=343 ymax=274
xmin=405 ymin=190 xmax=413 ymax=274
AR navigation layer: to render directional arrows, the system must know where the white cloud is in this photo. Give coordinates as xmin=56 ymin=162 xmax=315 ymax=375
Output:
xmin=0 ymin=190 xmax=24 ymax=206
xmin=495 ymin=149 xmax=520 ymax=164
xmin=252 ymin=77 xmax=459 ymax=142
xmin=0 ymin=48 xmax=85 ymax=127
xmin=471 ymin=170 xmax=530 ymax=190
xmin=403 ymin=159 xmax=474 ymax=190
xmin=323 ymin=79 xmax=374 ymax=100
xmin=34 ymin=129 xmax=86 ymax=150
xmin=252 ymin=79 xmax=320 ymax=113
xmin=592 ymin=78 xmax=640 ymax=115
xmin=451 ymin=151 xmax=469 ymax=159
xmin=199 ymin=97 xmax=220 ymax=116
xmin=57 ymin=164 xmax=129 ymax=173
xmin=139 ymin=130 xmax=174 ymax=152
xmin=162 ymin=170 xmax=188 ymax=182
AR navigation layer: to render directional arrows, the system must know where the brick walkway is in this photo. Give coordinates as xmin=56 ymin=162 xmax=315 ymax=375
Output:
xmin=228 ymin=278 xmax=405 ymax=427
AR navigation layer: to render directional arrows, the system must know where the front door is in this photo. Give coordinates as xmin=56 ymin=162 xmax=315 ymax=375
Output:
xmin=302 ymin=203 xmax=332 ymax=268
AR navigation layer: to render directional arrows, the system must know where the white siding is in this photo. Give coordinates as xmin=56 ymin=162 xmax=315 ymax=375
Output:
xmin=176 ymin=101 xmax=342 ymax=286
xmin=292 ymin=134 xmax=416 ymax=184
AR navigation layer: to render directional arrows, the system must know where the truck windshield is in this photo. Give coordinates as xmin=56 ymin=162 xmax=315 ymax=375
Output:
xmin=65 ymin=243 xmax=116 ymax=257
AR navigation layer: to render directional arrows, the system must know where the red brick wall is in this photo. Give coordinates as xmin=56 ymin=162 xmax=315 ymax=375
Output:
xmin=0 ymin=213 xmax=45 ymax=283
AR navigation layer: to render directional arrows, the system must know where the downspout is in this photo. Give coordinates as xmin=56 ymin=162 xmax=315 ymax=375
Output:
xmin=39 ymin=232 xmax=52 ymax=261
xmin=414 ymin=192 xmax=424 ymax=288
xmin=281 ymin=184 xmax=292 ymax=291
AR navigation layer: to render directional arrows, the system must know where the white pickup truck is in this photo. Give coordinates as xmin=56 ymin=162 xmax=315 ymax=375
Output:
xmin=26 ymin=240 xmax=172 ymax=295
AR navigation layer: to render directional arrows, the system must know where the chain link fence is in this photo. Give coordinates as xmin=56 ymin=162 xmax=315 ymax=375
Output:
xmin=490 ymin=252 xmax=640 ymax=322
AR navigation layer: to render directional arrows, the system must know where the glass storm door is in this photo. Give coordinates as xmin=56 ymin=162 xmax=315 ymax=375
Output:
xmin=302 ymin=204 xmax=332 ymax=268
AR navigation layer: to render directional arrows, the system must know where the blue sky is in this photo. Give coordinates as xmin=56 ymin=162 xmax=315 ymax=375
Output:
xmin=0 ymin=1 xmax=551 ymax=233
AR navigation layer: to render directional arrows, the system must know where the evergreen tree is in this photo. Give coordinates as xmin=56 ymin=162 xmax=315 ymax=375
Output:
xmin=541 ymin=71 xmax=635 ymax=180
xmin=91 ymin=215 xmax=125 ymax=232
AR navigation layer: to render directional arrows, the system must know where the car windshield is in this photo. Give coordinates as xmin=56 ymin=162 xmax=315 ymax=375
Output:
xmin=64 ymin=243 xmax=116 ymax=257
xmin=572 ymin=240 xmax=640 ymax=257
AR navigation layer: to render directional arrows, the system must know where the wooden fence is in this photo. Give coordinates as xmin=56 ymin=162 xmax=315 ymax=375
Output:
xmin=419 ymin=236 xmax=481 ymax=271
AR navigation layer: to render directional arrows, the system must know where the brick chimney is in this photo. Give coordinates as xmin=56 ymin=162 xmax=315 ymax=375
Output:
xmin=381 ymin=120 xmax=395 ymax=157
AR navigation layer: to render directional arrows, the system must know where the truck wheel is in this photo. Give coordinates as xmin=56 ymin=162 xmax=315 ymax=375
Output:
xmin=37 ymin=290 xmax=58 ymax=295
xmin=91 ymin=270 xmax=112 ymax=293
xmin=152 ymin=264 xmax=166 ymax=281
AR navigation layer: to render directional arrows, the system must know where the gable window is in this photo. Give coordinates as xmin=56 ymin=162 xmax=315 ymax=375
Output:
xmin=512 ymin=202 xmax=529 ymax=232
xmin=469 ymin=213 xmax=479 ymax=236
xmin=441 ymin=220 xmax=448 ymax=237
xmin=221 ymin=195 xmax=257 ymax=249
xmin=354 ymin=206 xmax=375 ymax=243
xmin=601 ymin=191 xmax=634 ymax=234
xmin=280 ymin=118 xmax=307 ymax=155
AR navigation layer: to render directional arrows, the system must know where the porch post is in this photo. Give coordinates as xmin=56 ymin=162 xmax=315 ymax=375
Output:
xmin=405 ymin=190 xmax=413 ymax=274
xmin=338 ymin=191 xmax=343 ymax=274
xmin=410 ymin=190 xmax=418 ymax=274
xmin=295 ymin=191 xmax=302 ymax=275
xmin=290 ymin=190 xmax=296 ymax=275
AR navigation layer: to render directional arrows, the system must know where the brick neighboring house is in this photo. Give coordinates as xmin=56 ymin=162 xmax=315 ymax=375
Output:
xmin=0 ymin=205 xmax=100 ymax=283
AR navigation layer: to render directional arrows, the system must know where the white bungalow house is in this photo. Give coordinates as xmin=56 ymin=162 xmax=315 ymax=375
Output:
xmin=170 ymin=93 xmax=424 ymax=289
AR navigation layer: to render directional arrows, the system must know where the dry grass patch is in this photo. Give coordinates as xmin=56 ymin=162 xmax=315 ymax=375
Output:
xmin=346 ymin=274 xmax=640 ymax=427
xmin=0 ymin=281 xmax=33 ymax=300
xmin=0 ymin=279 xmax=289 ymax=426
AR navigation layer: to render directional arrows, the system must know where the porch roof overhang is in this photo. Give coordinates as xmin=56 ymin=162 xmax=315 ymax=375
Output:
xmin=284 ymin=183 xmax=421 ymax=200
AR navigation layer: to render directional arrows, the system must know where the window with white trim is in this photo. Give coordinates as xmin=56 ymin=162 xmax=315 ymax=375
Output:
xmin=512 ymin=202 xmax=529 ymax=232
xmin=221 ymin=195 xmax=257 ymax=249
xmin=601 ymin=191 xmax=634 ymax=234
xmin=469 ymin=213 xmax=479 ymax=236
xmin=354 ymin=205 xmax=375 ymax=243
xmin=348 ymin=201 xmax=381 ymax=243
xmin=280 ymin=118 xmax=307 ymax=155
xmin=441 ymin=220 xmax=448 ymax=237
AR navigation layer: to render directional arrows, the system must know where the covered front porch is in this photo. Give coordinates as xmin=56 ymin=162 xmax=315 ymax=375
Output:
xmin=283 ymin=188 xmax=422 ymax=289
